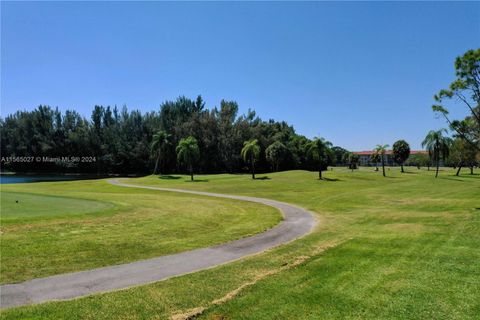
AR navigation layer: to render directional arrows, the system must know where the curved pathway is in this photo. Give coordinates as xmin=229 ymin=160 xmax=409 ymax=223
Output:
xmin=0 ymin=179 xmax=317 ymax=309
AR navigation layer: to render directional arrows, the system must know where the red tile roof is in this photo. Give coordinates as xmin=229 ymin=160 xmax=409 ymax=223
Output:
xmin=353 ymin=150 xmax=427 ymax=155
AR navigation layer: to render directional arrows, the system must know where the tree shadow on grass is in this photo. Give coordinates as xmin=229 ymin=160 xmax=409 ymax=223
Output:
xmin=322 ymin=177 xmax=341 ymax=182
xmin=438 ymin=176 xmax=466 ymax=182
xmin=185 ymin=179 xmax=209 ymax=183
xmin=255 ymin=176 xmax=271 ymax=180
xmin=158 ymin=175 xmax=182 ymax=180
xmin=457 ymin=173 xmax=479 ymax=178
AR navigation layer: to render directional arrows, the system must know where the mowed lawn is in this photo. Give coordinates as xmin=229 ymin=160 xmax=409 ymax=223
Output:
xmin=2 ymin=168 xmax=479 ymax=319
xmin=0 ymin=179 xmax=281 ymax=284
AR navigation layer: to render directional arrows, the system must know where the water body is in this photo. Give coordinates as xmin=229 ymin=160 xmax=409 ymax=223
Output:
xmin=0 ymin=175 xmax=105 ymax=184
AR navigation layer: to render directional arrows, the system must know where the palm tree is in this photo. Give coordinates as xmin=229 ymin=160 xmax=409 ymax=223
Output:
xmin=422 ymin=129 xmax=452 ymax=178
xmin=241 ymin=139 xmax=260 ymax=179
xmin=349 ymin=153 xmax=360 ymax=172
xmin=374 ymin=144 xmax=389 ymax=177
xmin=306 ymin=137 xmax=333 ymax=179
xmin=151 ymin=130 xmax=171 ymax=175
xmin=176 ymin=136 xmax=200 ymax=181
xmin=370 ymin=151 xmax=381 ymax=171
xmin=343 ymin=152 xmax=359 ymax=172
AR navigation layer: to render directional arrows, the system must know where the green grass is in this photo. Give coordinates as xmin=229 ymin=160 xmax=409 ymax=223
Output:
xmin=1 ymin=167 xmax=479 ymax=319
xmin=1 ymin=192 xmax=114 ymax=222
xmin=0 ymin=179 xmax=281 ymax=284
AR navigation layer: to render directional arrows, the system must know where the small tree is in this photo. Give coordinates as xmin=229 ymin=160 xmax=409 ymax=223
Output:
xmin=392 ymin=140 xmax=410 ymax=173
xmin=266 ymin=141 xmax=288 ymax=172
xmin=151 ymin=130 xmax=171 ymax=175
xmin=241 ymin=139 xmax=261 ymax=179
xmin=306 ymin=137 xmax=333 ymax=179
xmin=422 ymin=129 xmax=452 ymax=178
xmin=176 ymin=136 xmax=200 ymax=181
xmin=350 ymin=153 xmax=360 ymax=171
xmin=344 ymin=152 xmax=359 ymax=172
xmin=374 ymin=144 xmax=389 ymax=177
xmin=420 ymin=154 xmax=432 ymax=170
xmin=406 ymin=153 xmax=429 ymax=169
xmin=370 ymin=151 xmax=381 ymax=171
xmin=449 ymin=138 xmax=478 ymax=176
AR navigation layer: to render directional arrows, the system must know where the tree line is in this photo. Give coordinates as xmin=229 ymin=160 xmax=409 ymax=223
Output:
xmin=0 ymin=97 xmax=350 ymax=175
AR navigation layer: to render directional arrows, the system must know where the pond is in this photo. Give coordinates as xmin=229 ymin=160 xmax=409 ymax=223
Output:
xmin=0 ymin=174 xmax=106 ymax=184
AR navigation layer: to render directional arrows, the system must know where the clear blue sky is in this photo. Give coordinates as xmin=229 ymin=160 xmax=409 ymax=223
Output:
xmin=1 ymin=2 xmax=479 ymax=150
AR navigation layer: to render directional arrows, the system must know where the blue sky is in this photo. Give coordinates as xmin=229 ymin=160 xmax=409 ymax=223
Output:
xmin=1 ymin=2 xmax=479 ymax=150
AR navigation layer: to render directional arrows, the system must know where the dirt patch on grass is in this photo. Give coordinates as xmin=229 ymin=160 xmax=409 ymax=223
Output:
xmin=169 ymin=239 xmax=350 ymax=320
xmin=171 ymin=307 xmax=207 ymax=320
xmin=383 ymin=223 xmax=427 ymax=234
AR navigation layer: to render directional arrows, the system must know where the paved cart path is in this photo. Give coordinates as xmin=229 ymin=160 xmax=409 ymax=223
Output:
xmin=0 ymin=179 xmax=317 ymax=309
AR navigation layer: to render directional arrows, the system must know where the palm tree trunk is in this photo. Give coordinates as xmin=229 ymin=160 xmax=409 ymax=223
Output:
xmin=190 ymin=163 xmax=193 ymax=181
xmin=251 ymin=155 xmax=255 ymax=179
xmin=470 ymin=166 xmax=474 ymax=175
xmin=456 ymin=163 xmax=462 ymax=176
xmin=375 ymin=163 xmax=378 ymax=171
xmin=435 ymin=160 xmax=439 ymax=178
xmin=160 ymin=155 xmax=165 ymax=175
xmin=318 ymin=168 xmax=322 ymax=180
xmin=382 ymin=157 xmax=386 ymax=177
xmin=401 ymin=164 xmax=404 ymax=173
xmin=153 ymin=153 xmax=160 ymax=175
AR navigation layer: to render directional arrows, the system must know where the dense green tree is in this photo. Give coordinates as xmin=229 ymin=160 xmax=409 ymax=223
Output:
xmin=241 ymin=139 xmax=261 ymax=179
xmin=306 ymin=137 xmax=333 ymax=179
xmin=176 ymin=136 xmax=200 ymax=181
xmin=266 ymin=141 xmax=288 ymax=172
xmin=392 ymin=140 xmax=410 ymax=173
xmin=289 ymin=135 xmax=310 ymax=168
xmin=374 ymin=144 xmax=389 ymax=177
xmin=331 ymin=146 xmax=349 ymax=166
xmin=151 ymin=130 xmax=171 ymax=175
xmin=422 ymin=129 xmax=453 ymax=178
xmin=216 ymin=100 xmax=241 ymax=172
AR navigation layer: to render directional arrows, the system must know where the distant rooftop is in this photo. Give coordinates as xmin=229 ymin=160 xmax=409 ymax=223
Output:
xmin=353 ymin=150 xmax=427 ymax=155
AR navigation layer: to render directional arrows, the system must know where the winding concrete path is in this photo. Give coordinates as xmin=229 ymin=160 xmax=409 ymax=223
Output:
xmin=0 ymin=179 xmax=316 ymax=309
